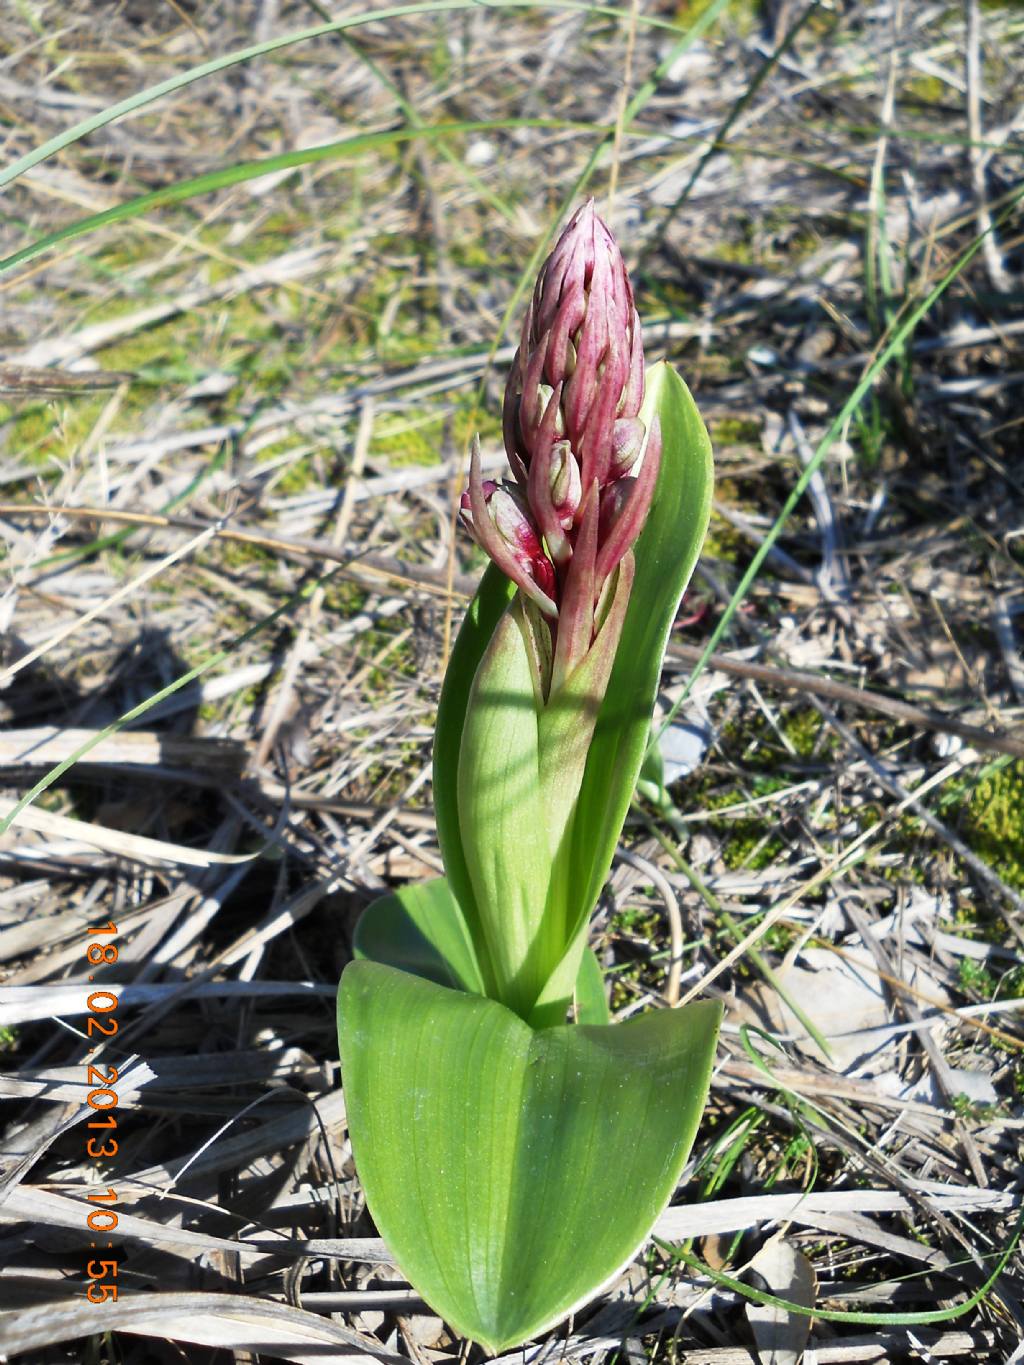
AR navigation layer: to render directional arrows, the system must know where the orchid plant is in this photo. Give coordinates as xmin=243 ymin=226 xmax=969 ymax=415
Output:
xmin=337 ymin=203 xmax=719 ymax=1352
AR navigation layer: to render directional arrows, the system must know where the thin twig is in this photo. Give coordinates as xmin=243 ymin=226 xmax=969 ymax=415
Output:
xmin=666 ymin=641 xmax=1024 ymax=761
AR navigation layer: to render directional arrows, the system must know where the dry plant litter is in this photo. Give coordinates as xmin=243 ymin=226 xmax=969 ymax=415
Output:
xmin=0 ymin=0 xmax=1023 ymax=1360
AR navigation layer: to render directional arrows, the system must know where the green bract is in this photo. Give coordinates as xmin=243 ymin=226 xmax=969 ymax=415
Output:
xmin=338 ymin=205 xmax=718 ymax=1349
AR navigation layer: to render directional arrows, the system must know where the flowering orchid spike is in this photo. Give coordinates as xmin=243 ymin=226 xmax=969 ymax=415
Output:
xmin=505 ymin=201 xmax=641 ymax=494
xmin=466 ymin=200 xmax=659 ymax=663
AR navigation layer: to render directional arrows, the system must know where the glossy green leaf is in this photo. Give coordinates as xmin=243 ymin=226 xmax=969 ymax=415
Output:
xmin=570 ymin=363 xmax=713 ymax=930
xmin=338 ymin=960 xmax=720 ymax=1352
xmin=354 ymin=877 xmax=609 ymax=1020
xmin=573 ymin=944 xmax=610 ymax=1025
xmin=433 ymin=565 xmax=515 ymax=999
xmin=456 ymin=602 xmax=554 ymax=1017
xmin=352 ymin=878 xmax=486 ymax=995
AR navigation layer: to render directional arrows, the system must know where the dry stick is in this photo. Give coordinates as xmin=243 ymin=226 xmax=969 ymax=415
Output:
xmin=665 ymin=641 xmax=1024 ymax=761
xmin=0 ymin=364 xmax=134 ymax=393
xmin=3 ymin=506 xmax=1022 ymax=760
xmin=643 ymin=0 xmax=822 ymax=263
xmin=713 ymin=1077 xmax=1023 ymax=1326
xmin=0 ymin=728 xmax=246 ymax=777
xmin=254 ymin=784 xmax=436 ymax=829
xmin=0 ymin=502 xmax=464 ymax=600
xmin=251 ymin=398 xmax=375 ymax=772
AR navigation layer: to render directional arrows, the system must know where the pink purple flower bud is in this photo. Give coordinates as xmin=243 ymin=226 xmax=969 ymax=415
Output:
xmin=548 ymin=441 xmax=581 ymax=526
xmin=462 ymin=442 xmax=557 ymax=615
xmin=504 ymin=201 xmax=645 ymax=499
xmin=610 ymin=417 xmax=645 ymax=478
xmin=465 ymin=202 xmax=661 ymax=689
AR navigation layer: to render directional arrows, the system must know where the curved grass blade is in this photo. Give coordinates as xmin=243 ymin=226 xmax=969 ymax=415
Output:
xmin=0 ymin=120 xmax=593 ymax=277
xmin=665 ymin=1218 xmax=1024 ymax=1328
xmin=0 ymin=1 xmax=691 ymax=192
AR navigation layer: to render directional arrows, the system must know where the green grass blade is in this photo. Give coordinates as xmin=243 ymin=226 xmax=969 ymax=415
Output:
xmin=0 ymin=0 xmax=696 ymax=192
xmin=0 ymin=119 xmax=595 ymax=277
xmin=666 ymin=1218 xmax=1023 ymax=1327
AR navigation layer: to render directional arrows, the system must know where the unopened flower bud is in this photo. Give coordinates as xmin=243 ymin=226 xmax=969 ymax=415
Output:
xmin=504 ymin=201 xmax=642 ymax=494
xmin=535 ymin=384 xmax=555 ymax=428
xmin=594 ymin=416 xmax=662 ymax=585
xmin=459 ymin=478 xmax=498 ymax=539
xmin=598 ymin=477 xmax=635 ymax=545
xmin=610 ymin=417 xmax=645 ymax=478
xmin=463 ymin=442 xmax=557 ymax=615
xmin=549 ymin=440 xmax=581 ymax=527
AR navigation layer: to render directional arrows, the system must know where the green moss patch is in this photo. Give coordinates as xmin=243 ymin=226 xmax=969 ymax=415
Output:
xmin=963 ymin=760 xmax=1024 ymax=892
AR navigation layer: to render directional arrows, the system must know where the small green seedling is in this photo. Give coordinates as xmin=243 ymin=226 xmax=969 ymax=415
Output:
xmin=337 ymin=202 xmax=720 ymax=1351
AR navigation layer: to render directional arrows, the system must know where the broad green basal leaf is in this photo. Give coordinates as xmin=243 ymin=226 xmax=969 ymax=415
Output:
xmin=338 ymin=960 xmax=720 ymax=1352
